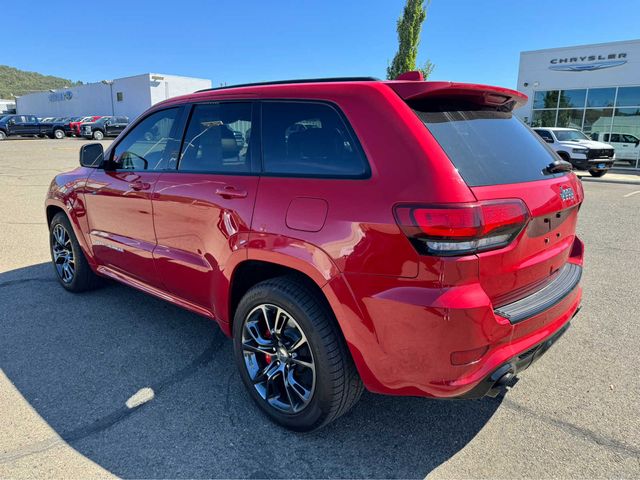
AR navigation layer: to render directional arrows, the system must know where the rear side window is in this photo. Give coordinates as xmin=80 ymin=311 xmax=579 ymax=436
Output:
xmin=179 ymin=103 xmax=252 ymax=174
xmin=261 ymin=101 xmax=369 ymax=178
xmin=416 ymin=110 xmax=564 ymax=187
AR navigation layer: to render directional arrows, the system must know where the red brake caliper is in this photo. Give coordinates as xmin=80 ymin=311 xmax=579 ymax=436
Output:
xmin=264 ymin=326 xmax=272 ymax=364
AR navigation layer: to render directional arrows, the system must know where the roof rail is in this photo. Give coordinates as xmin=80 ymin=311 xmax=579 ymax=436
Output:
xmin=196 ymin=77 xmax=380 ymax=93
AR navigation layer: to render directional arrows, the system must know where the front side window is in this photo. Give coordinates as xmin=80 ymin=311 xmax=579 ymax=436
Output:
xmin=112 ymin=108 xmax=180 ymax=171
xmin=535 ymin=129 xmax=554 ymax=142
xmin=179 ymin=103 xmax=252 ymax=173
xmin=261 ymin=101 xmax=368 ymax=177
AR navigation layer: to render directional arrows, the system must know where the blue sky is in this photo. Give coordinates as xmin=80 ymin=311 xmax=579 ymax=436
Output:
xmin=5 ymin=0 xmax=640 ymax=89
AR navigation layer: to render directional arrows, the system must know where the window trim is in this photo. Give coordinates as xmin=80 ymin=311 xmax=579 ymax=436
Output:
xmin=102 ymin=105 xmax=186 ymax=172
xmin=174 ymin=100 xmax=258 ymax=176
xmin=258 ymin=99 xmax=371 ymax=180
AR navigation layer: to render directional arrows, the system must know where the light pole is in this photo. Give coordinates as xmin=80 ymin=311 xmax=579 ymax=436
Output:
xmin=101 ymin=80 xmax=115 ymax=115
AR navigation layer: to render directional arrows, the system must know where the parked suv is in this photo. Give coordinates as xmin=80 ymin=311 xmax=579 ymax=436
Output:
xmin=533 ymin=127 xmax=614 ymax=177
xmin=45 ymin=75 xmax=584 ymax=431
xmin=80 ymin=116 xmax=129 ymax=139
xmin=590 ymin=132 xmax=639 ymax=165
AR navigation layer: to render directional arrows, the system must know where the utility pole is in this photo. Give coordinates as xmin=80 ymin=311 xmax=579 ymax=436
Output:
xmin=101 ymin=80 xmax=115 ymax=115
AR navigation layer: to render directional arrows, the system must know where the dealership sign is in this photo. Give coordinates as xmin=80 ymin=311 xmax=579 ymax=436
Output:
xmin=549 ymin=53 xmax=627 ymax=72
xmin=49 ymin=90 xmax=73 ymax=102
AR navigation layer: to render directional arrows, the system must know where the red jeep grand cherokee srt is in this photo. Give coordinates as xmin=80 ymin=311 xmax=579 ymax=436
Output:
xmin=45 ymin=75 xmax=584 ymax=431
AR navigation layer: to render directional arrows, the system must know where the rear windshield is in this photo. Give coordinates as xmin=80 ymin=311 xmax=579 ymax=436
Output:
xmin=415 ymin=110 xmax=565 ymax=187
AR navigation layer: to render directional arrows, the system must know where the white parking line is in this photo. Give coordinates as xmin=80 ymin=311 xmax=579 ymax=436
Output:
xmin=623 ymin=190 xmax=640 ymax=198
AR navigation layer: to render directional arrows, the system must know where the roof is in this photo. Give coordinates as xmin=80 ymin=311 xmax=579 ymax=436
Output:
xmin=156 ymin=76 xmax=527 ymax=111
xmin=534 ymin=127 xmax=580 ymax=131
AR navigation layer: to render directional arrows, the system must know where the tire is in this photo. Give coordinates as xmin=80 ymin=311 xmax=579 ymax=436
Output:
xmin=233 ymin=276 xmax=363 ymax=431
xmin=53 ymin=129 xmax=65 ymax=139
xmin=0 ymin=130 xmax=6 ymax=140
xmin=589 ymin=169 xmax=607 ymax=177
xmin=92 ymin=130 xmax=104 ymax=140
xmin=49 ymin=212 xmax=102 ymax=292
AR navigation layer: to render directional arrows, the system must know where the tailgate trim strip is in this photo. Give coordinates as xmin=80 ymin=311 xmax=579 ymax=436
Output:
xmin=494 ymin=263 xmax=582 ymax=324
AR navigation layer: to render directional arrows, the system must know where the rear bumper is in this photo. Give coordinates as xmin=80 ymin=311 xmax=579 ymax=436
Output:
xmin=328 ymin=242 xmax=584 ymax=400
xmin=457 ymin=313 xmax=574 ymax=399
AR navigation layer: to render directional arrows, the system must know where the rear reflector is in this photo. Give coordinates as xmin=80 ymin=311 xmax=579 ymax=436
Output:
xmin=451 ymin=345 xmax=489 ymax=366
xmin=394 ymin=199 xmax=529 ymax=256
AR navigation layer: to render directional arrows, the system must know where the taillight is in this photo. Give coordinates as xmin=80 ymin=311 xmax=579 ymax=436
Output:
xmin=394 ymin=199 xmax=529 ymax=256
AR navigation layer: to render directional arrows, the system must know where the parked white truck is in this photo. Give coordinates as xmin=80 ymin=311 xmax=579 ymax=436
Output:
xmin=533 ymin=127 xmax=615 ymax=177
xmin=589 ymin=132 xmax=639 ymax=166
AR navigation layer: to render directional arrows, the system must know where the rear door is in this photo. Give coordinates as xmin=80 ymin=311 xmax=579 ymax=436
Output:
xmin=84 ymin=106 xmax=184 ymax=287
xmin=414 ymin=107 xmax=583 ymax=306
xmin=152 ymin=102 xmax=259 ymax=309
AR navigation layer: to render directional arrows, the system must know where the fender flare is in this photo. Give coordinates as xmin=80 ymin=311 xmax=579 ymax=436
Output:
xmin=45 ymin=198 xmax=97 ymax=269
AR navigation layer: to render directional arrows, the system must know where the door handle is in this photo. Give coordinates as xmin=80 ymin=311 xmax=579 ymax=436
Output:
xmin=129 ymin=181 xmax=151 ymax=191
xmin=215 ymin=186 xmax=248 ymax=199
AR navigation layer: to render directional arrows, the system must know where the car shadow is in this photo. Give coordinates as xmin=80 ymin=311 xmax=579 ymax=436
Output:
xmin=0 ymin=263 xmax=502 ymax=479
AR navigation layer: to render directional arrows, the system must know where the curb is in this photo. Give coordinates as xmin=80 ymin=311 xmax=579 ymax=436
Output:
xmin=577 ymin=176 xmax=640 ymax=186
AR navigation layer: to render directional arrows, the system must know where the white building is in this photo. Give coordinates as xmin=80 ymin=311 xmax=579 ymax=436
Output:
xmin=517 ymin=39 xmax=640 ymax=170
xmin=16 ymin=73 xmax=211 ymax=121
xmin=0 ymin=99 xmax=16 ymax=114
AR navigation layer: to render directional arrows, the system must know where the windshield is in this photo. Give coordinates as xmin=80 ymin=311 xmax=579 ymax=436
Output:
xmin=554 ymin=130 xmax=589 ymax=142
xmin=416 ymin=110 xmax=564 ymax=187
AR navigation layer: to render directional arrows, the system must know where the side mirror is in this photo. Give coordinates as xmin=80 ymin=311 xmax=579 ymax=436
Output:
xmin=544 ymin=137 xmax=554 ymax=143
xmin=7 ymin=119 xmax=15 ymax=125
xmin=79 ymin=143 xmax=104 ymax=168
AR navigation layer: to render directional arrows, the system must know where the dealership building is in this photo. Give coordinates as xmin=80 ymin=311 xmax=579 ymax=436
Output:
xmin=15 ymin=73 xmax=211 ymax=121
xmin=517 ymin=39 xmax=640 ymax=170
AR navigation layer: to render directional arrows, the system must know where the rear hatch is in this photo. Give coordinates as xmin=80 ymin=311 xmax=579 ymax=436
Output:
xmin=389 ymin=81 xmax=584 ymax=306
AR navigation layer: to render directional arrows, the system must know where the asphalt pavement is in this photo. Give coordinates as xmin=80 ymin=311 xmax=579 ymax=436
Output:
xmin=0 ymin=139 xmax=639 ymax=479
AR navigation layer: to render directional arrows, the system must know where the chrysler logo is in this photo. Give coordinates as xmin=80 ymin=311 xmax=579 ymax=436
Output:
xmin=549 ymin=60 xmax=627 ymax=72
xmin=559 ymin=186 xmax=575 ymax=201
xmin=549 ymin=53 xmax=627 ymax=72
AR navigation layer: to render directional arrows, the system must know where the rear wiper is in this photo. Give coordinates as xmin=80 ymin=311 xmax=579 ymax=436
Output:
xmin=544 ymin=159 xmax=573 ymax=174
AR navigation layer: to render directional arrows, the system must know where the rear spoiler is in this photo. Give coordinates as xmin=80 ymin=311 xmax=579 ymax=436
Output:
xmin=385 ymin=81 xmax=528 ymax=111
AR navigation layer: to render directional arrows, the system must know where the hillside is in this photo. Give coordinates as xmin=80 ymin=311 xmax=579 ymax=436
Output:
xmin=0 ymin=65 xmax=82 ymax=99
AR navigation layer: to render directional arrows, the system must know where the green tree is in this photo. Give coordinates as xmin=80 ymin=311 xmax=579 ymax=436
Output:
xmin=0 ymin=65 xmax=81 ymax=99
xmin=386 ymin=0 xmax=435 ymax=80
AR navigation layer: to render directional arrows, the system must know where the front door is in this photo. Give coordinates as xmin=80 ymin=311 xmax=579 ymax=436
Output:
xmin=84 ymin=107 xmax=184 ymax=286
xmin=152 ymin=102 xmax=258 ymax=310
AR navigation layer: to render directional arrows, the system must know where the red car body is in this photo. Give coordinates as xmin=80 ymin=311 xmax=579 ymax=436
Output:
xmin=70 ymin=116 xmax=102 ymax=136
xmin=45 ymin=77 xmax=583 ymax=400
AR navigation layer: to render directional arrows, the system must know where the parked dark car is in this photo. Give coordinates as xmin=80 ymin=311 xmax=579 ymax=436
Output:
xmin=80 ymin=116 xmax=129 ymax=140
xmin=71 ymin=116 xmax=102 ymax=136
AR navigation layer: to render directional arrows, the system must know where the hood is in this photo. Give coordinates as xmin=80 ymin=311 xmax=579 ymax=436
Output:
xmin=558 ymin=139 xmax=613 ymax=149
